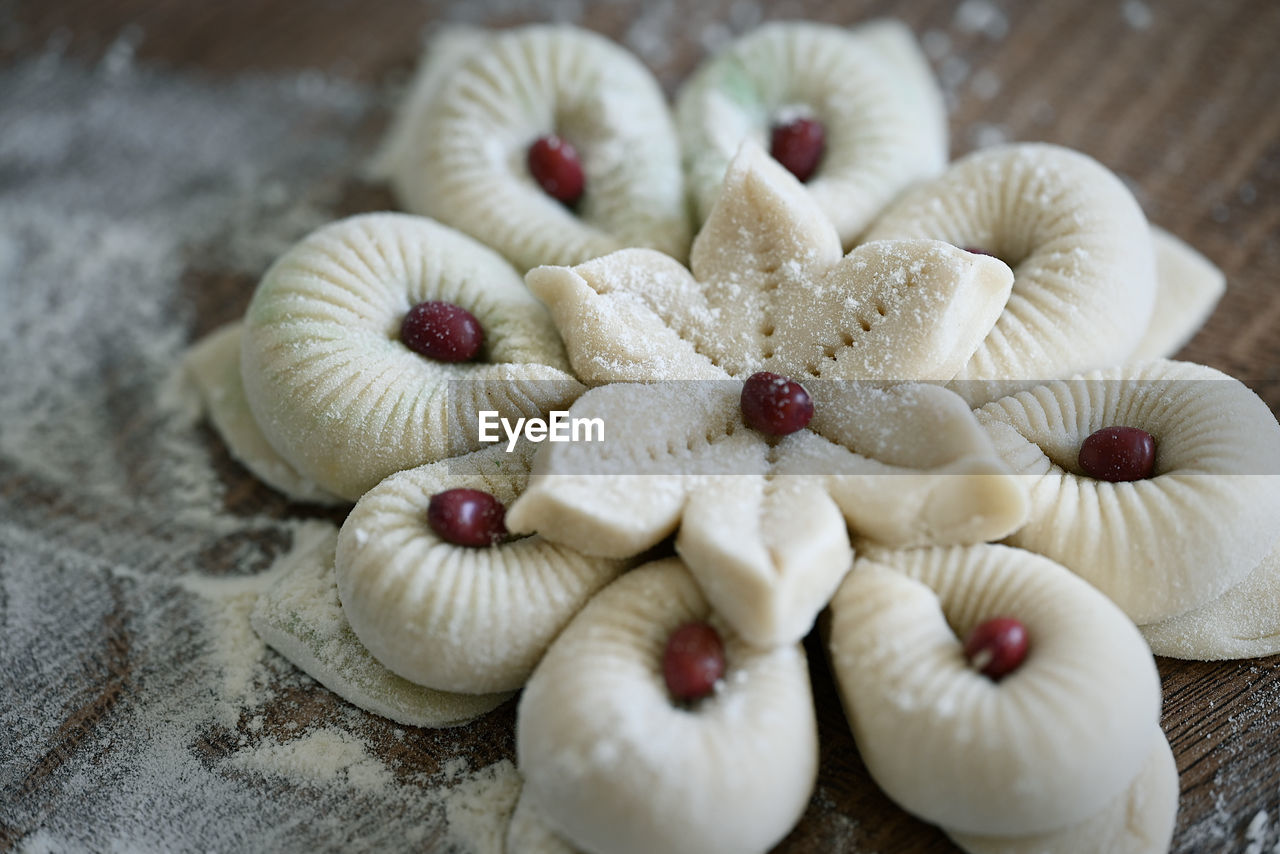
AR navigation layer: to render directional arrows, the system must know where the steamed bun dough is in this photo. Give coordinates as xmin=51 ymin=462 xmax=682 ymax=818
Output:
xmin=377 ymin=25 xmax=690 ymax=272
xmin=1133 ymin=226 xmax=1226 ymax=359
xmin=335 ymin=442 xmax=627 ymax=695
xmin=862 ymin=143 xmax=1157 ymax=405
xmin=975 ymin=359 xmax=1280 ymax=624
xmin=250 ymin=523 xmax=511 ymax=728
xmin=184 ymin=322 xmax=342 ymax=505
xmin=948 ymin=728 xmax=1177 ymax=854
xmin=827 ymin=544 xmax=1162 ymax=837
xmin=676 ymin=20 xmax=946 ymax=247
xmin=517 ymin=559 xmax=818 ymax=854
xmin=240 ymin=212 xmax=582 ymax=501
xmin=1141 ymin=536 xmax=1280 ymax=660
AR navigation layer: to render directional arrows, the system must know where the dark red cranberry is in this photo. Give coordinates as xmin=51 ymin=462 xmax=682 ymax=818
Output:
xmin=740 ymin=372 xmax=814 ymax=435
xmin=963 ymin=617 xmax=1029 ymax=681
xmin=527 ymin=134 xmax=585 ymax=205
xmin=401 ymin=301 xmax=484 ymax=362
xmin=663 ymin=621 xmax=726 ymax=702
xmin=962 ymin=246 xmax=997 ymax=258
xmin=1078 ymin=426 xmax=1157 ymax=482
xmin=427 ymin=489 xmax=507 ymax=547
xmin=770 ymin=117 xmax=825 ymax=183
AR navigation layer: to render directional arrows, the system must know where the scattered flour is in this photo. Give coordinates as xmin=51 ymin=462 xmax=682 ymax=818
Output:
xmin=227 ymin=726 xmax=395 ymax=791
xmin=0 ymin=43 xmax=518 ymax=854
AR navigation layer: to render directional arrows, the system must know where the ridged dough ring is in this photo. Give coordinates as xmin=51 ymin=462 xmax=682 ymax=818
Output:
xmin=240 ymin=212 xmax=582 ymax=501
xmin=517 ymin=558 xmax=818 ymax=854
xmin=676 ymin=20 xmax=946 ymax=247
xmin=379 ymin=25 xmax=690 ymax=271
xmin=335 ymin=443 xmax=627 ymax=695
xmin=862 ymin=143 xmax=1157 ymax=405
xmin=827 ymin=543 xmax=1161 ymax=837
xmin=976 ymin=359 xmax=1280 ymax=624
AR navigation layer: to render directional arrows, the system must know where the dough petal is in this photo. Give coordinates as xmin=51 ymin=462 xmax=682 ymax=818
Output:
xmin=948 ymin=728 xmax=1178 ymax=854
xmin=789 ymin=383 xmax=1028 ymax=545
xmin=1131 ymin=225 xmax=1226 ymax=360
xmin=976 ymin=359 xmax=1280 ymax=623
xmin=506 ymin=381 xmax=766 ymax=557
xmin=529 ymin=144 xmax=1011 ymax=387
xmin=863 ymin=143 xmax=1157 ymax=405
xmin=251 ymin=525 xmax=510 ymax=728
xmin=240 ymin=213 xmax=582 ymax=500
xmin=184 ymin=322 xmax=344 ymax=505
xmin=382 ymin=25 xmax=690 ymax=271
xmin=775 ymin=240 xmax=1012 ymax=383
xmin=334 ymin=443 xmax=627 ymax=694
xmin=676 ymin=20 xmax=946 ymax=246
xmin=827 ymin=544 xmax=1161 ymax=836
xmin=517 ymin=559 xmax=818 ymax=854
xmin=676 ymin=474 xmax=852 ymax=647
xmin=526 ymin=250 xmax=729 ymax=384
xmin=1141 ymin=536 xmax=1280 ymax=660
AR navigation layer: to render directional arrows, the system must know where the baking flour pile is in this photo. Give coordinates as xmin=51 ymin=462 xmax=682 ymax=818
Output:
xmin=0 ymin=39 xmax=519 ymax=852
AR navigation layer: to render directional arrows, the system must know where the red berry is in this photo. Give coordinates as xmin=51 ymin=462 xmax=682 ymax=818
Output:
xmin=769 ymin=117 xmax=825 ymax=183
xmin=401 ymin=301 xmax=484 ymax=362
xmin=963 ymin=617 xmax=1029 ymax=681
xmin=527 ymin=134 xmax=585 ymax=205
xmin=427 ymin=489 xmax=507 ymax=547
xmin=663 ymin=621 xmax=726 ymax=702
xmin=1078 ymin=426 xmax=1157 ymax=482
xmin=740 ymin=372 xmax=814 ymax=436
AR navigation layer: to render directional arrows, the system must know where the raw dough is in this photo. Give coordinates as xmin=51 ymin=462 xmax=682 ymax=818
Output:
xmin=676 ymin=20 xmax=946 ymax=247
xmin=506 ymin=380 xmax=1028 ymax=648
xmin=250 ymin=524 xmax=511 ymax=728
xmin=862 ymin=143 xmax=1157 ymax=405
xmin=975 ymin=359 xmax=1280 ymax=623
xmin=506 ymin=786 xmax=579 ymax=854
xmin=527 ymin=143 xmax=1013 ymax=385
xmin=827 ymin=544 xmax=1161 ymax=836
xmin=183 ymin=322 xmax=343 ymax=505
xmin=1132 ymin=226 xmax=1226 ymax=360
xmin=516 ymin=559 xmax=818 ymax=854
xmin=510 ymin=144 xmax=1025 ymax=647
xmin=240 ymin=212 xmax=582 ymax=501
xmin=1141 ymin=536 xmax=1280 ymax=660
xmin=377 ymin=25 xmax=690 ymax=271
xmin=948 ymin=728 xmax=1177 ymax=854
xmin=335 ymin=442 xmax=627 ymax=694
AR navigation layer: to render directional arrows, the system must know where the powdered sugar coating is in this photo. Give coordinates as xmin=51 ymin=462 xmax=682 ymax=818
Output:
xmin=676 ymin=20 xmax=946 ymax=247
xmin=378 ymin=25 xmax=690 ymax=272
xmin=239 ymin=212 xmax=582 ymax=501
xmin=863 ymin=143 xmax=1158 ymax=405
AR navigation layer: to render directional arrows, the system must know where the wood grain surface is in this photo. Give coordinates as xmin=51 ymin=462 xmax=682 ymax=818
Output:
xmin=4 ymin=0 xmax=1279 ymax=852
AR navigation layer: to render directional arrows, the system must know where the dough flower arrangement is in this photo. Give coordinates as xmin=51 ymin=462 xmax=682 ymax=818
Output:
xmin=181 ymin=19 xmax=1280 ymax=854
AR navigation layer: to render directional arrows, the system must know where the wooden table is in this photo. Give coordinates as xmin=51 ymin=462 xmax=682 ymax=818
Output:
xmin=4 ymin=1 xmax=1279 ymax=851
